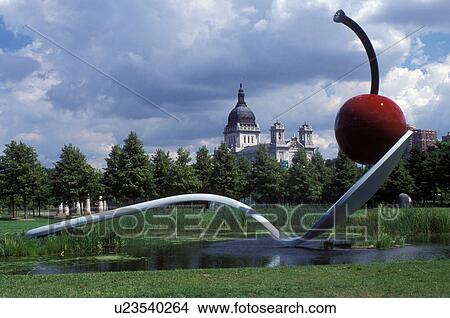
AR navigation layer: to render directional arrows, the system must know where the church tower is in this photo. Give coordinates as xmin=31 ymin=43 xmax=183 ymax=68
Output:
xmin=224 ymin=84 xmax=260 ymax=152
xmin=299 ymin=123 xmax=315 ymax=158
xmin=270 ymin=121 xmax=285 ymax=145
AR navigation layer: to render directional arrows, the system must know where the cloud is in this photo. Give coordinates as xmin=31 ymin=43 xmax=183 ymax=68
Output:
xmin=312 ymin=129 xmax=338 ymax=159
xmin=0 ymin=53 xmax=38 ymax=82
xmin=367 ymin=0 xmax=450 ymax=32
xmin=383 ymin=55 xmax=450 ymax=133
xmin=253 ymin=19 xmax=268 ymax=32
xmin=0 ymin=0 xmax=448 ymax=166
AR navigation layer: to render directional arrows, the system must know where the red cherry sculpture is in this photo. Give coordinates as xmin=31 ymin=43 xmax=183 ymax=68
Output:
xmin=335 ymin=94 xmax=406 ymax=164
xmin=333 ymin=10 xmax=407 ymax=164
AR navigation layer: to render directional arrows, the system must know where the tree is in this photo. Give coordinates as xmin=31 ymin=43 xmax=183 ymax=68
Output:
xmin=407 ymin=147 xmax=431 ymax=204
xmin=329 ymin=150 xmax=359 ymax=201
xmin=422 ymin=141 xmax=450 ymax=205
xmin=32 ymin=166 xmax=53 ymax=216
xmin=52 ymin=144 xmax=93 ymax=210
xmin=250 ymin=145 xmax=284 ymax=203
xmin=86 ymin=168 xmax=104 ymax=204
xmin=310 ymin=150 xmax=331 ymax=202
xmin=45 ymin=168 xmax=58 ymax=206
xmin=103 ymin=145 xmax=123 ymax=203
xmin=152 ymin=149 xmax=174 ymax=197
xmin=172 ymin=148 xmax=200 ymax=194
xmin=118 ymin=132 xmax=154 ymax=203
xmin=286 ymin=148 xmax=321 ymax=203
xmin=435 ymin=141 xmax=450 ymax=204
xmin=210 ymin=143 xmax=241 ymax=199
xmin=0 ymin=141 xmax=42 ymax=218
xmin=423 ymin=145 xmax=440 ymax=205
xmin=377 ymin=160 xmax=414 ymax=203
xmin=194 ymin=146 xmax=212 ymax=192
xmin=237 ymin=156 xmax=252 ymax=199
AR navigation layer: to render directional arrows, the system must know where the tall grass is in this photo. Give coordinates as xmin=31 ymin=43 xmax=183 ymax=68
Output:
xmin=0 ymin=206 xmax=448 ymax=257
xmin=349 ymin=207 xmax=449 ymax=239
xmin=381 ymin=208 xmax=449 ymax=237
xmin=88 ymin=205 xmax=450 ymax=241
xmin=0 ymin=227 xmax=123 ymax=258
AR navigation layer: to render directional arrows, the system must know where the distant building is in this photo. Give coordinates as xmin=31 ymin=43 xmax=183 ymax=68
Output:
xmin=223 ymin=84 xmax=315 ymax=167
xmin=223 ymin=84 xmax=261 ymax=153
xmin=442 ymin=132 xmax=450 ymax=142
xmin=405 ymin=124 xmax=437 ymax=154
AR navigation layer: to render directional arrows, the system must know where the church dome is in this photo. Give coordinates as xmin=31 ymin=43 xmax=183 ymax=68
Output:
xmin=227 ymin=84 xmax=256 ymax=126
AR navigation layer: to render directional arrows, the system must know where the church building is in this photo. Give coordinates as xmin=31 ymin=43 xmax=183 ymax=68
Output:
xmin=223 ymin=84 xmax=316 ymax=167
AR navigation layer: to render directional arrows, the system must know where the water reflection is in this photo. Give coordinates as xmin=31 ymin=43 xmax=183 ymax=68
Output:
xmin=6 ymin=237 xmax=450 ymax=275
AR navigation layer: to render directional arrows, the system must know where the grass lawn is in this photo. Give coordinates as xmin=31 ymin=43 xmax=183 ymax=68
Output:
xmin=0 ymin=218 xmax=57 ymax=236
xmin=0 ymin=259 xmax=448 ymax=297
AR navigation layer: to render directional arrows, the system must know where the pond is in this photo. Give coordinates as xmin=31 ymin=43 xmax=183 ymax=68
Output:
xmin=2 ymin=237 xmax=449 ymax=275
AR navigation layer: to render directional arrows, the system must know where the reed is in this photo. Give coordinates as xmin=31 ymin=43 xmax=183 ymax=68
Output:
xmin=0 ymin=227 xmax=123 ymax=258
xmin=97 ymin=205 xmax=450 ymax=241
xmin=0 ymin=206 xmax=448 ymax=258
xmin=349 ymin=207 xmax=449 ymax=239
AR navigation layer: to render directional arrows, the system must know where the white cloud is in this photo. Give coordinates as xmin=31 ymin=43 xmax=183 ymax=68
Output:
xmin=313 ymin=129 xmax=338 ymax=158
xmin=14 ymin=131 xmax=43 ymax=142
xmin=241 ymin=6 xmax=258 ymax=15
xmin=253 ymin=19 xmax=268 ymax=32
xmin=383 ymin=55 xmax=450 ymax=130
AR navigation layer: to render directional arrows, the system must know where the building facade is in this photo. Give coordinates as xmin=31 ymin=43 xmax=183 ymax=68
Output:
xmin=442 ymin=132 xmax=450 ymax=142
xmin=405 ymin=124 xmax=437 ymax=154
xmin=223 ymin=83 xmax=261 ymax=152
xmin=223 ymin=84 xmax=315 ymax=166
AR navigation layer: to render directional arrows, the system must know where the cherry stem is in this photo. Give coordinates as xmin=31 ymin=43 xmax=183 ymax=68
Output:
xmin=334 ymin=9 xmax=379 ymax=95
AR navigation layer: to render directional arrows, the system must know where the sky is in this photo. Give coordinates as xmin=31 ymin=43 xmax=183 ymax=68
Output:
xmin=0 ymin=0 xmax=449 ymax=168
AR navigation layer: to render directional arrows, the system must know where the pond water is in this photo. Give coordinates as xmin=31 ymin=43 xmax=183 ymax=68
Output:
xmin=4 ymin=237 xmax=449 ymax=275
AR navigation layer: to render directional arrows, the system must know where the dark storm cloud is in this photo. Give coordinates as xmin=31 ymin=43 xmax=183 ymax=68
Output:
xmin=367 ymin=0 xmax=450 ymax=31
xmin=0 ymin=0 xmax=447 ymax=165
xmin=25 ymin=0 xmax=375 ymax=121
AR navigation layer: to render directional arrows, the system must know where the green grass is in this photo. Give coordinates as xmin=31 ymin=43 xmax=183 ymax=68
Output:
xmin=0 ymin=260 xmax=448 ymax=297
xmin=349 ymin=207 xmax=449 ymax=238
xmin=0 ymin=232 xmax=124 ymax=258
xmin=0 ymin=254 xmax=145 ymax=274
xmin=0 ymin=218 xmax=57 ymax=236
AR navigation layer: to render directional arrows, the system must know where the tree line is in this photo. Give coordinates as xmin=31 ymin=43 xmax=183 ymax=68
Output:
xmin=1 ymin=131 xmax=449 ymax=217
